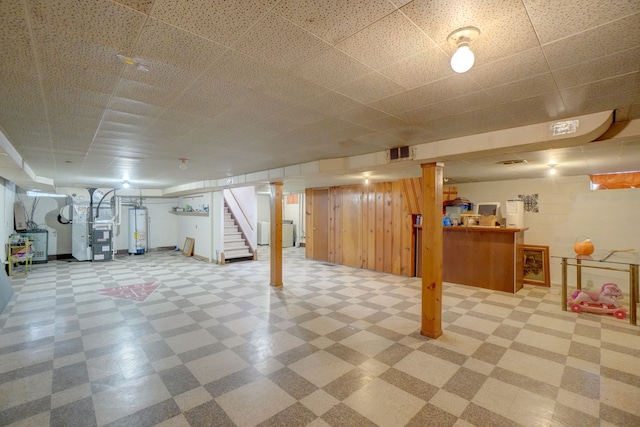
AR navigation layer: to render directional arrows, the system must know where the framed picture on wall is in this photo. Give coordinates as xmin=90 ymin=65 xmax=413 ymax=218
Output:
xmin=523 ymin=244 xmax=550 ymax=286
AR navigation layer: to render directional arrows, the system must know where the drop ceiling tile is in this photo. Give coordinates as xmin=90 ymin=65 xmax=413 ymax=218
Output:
xmin=339 ymin=105 xmax=390 ymax=125
xmin=524 ymin=0 xmax=640 ymax=44
xmin=562 ymin=90 xmax=637 ymax=118
xmin=336 ymin=10 xmax=437 ymax=71
xmin=302 ymin=91 xmax=366 ymax=116
xmin=463 ymin=12 xmax=539 ymax=65
xmin=334 ymin=72 xmax=405 ymax=104
xmin=398 ymin=104 xmax=448 ymax=125
xmin=132 ymin=18 xmax=228 ymax=78
xmin=257 ymin=71 xmax=328 ymax=106
xmin=485 ymin=73 xmax=558 ymax=104
xmin=553 ymin=47 xmax=640 ymax=89
xmin=112 ymin=78 xmax=176 ymax=109
xmin=108 ymin=97 xmax=164 ymax=119
xmin=501 ymin=93 xmax=567 ymax=124
xmin=467 ymin=48 xmax=550 ymax=89
xmin=543 ymin=14 xmax=640 ymax=70
xmin=401 ymin=0 xmax=539 ymax=63
xmin=378 ymin=45 xmax=452 ymax=89
xmin=291 ymin=48 xmax=374 ymax=90
xmin=232 ymin=12 xmax=331 ymax=69
xmin=561 ymin=73 xmax=638 ymax=104
xmin=369 ymin=74 xmax=483 ymax=115
xmin=29 ymin=0 xmax=145 ymax=50
xmin=434 ymin=91 xmax=497 ymax=116
xmin=150 ymin=0 xmax=279 ymax=46
xmin=273 ymin=105 xmax=328 ymax=126
xmin=112 ymin=0 xmax=153 ymax=14
xmin=273 ymin=0 xmax=397 ymax=45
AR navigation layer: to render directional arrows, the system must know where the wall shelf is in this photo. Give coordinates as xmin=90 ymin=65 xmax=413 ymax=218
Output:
xmin=169 ymin=211 xmax=208 ymax=216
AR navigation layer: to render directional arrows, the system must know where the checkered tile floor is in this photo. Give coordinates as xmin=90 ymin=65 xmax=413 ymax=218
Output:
xmin=1 ymin=248 xmax=639 ymax=426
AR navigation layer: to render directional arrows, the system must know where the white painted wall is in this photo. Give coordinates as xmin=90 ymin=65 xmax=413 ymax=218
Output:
xmin=177 ymin=193 xmax=212 ymax=260
xmin=114 ymin=198 xmax=178 ymax=252
xmin=0 ymin=179 xmax=16 ymax=261
xmin=456 ymin=175 xmax=640 ymax=288
xmin=257 ymin=194 xmax=270 ymax=222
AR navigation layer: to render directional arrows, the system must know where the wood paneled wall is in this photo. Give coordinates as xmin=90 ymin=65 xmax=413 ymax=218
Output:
xmin=306 ymin=179 xmax=457 ymax=277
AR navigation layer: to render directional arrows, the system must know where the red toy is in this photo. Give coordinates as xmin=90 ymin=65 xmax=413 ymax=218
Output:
xmin=567 ymin=282 xmax=627 ymax=320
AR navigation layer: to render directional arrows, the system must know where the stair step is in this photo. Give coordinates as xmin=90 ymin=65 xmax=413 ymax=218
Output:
xmin=224 ymin=249 xmax=251 ymax=259
xmin=225 ymin=240 xmax=247 ymax=248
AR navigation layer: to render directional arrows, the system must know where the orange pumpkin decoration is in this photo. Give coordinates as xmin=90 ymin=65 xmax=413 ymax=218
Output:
xmin=574 ymin=239 xmax=594 ymax=255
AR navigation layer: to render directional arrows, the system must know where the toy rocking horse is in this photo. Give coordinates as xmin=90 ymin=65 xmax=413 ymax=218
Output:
xmin=568 ymin=282 xmax=627 ymax=319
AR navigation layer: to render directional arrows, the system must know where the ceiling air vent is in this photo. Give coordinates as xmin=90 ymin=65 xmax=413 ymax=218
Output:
xmin=387 ymin=146 xmax=413 ymax=162
xmin=497 ymin=159 xmax=527 ymax=165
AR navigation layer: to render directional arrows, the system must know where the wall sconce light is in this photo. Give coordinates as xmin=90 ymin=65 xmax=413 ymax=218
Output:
xmin=179 ymin=158 xmax=188 ymax=170
xmin=448 ymin=27 xmax=480 ymax=73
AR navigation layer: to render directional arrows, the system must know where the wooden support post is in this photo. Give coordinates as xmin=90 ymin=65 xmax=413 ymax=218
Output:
xmin=270 ymin=182 xmax=283 ymax=287
xmin=421 ymin=162 xmax=443 ymax=338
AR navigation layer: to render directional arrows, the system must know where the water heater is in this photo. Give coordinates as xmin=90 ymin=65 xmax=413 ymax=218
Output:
xmin=128 ymin=208 xmax=147 ymax=254
xmin=506 ymin=200 xmax=524 ymax=229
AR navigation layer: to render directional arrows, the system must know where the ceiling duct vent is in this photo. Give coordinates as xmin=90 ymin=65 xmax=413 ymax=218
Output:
xmin=387 ymin=146 xmax=413 ymax=162
xmin=497 ymin=159 xmax=527 ymax=165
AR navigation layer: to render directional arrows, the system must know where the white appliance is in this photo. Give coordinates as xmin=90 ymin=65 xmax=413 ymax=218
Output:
xmin=128 ymin=208 xmax=148 ymax=254
xmin=506 ymin=200 xmax=524 ymax=229
xmin=71 ymin=202 xmax=91 ymax=261
xmin=258 ymin=221 xmax=269 ymax=245
xmin=282 ymin=223 xmax=294 ymax=248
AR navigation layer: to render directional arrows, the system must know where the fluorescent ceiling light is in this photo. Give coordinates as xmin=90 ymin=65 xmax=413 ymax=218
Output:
xmin=26 ymin=191 xmax=68 ymax=198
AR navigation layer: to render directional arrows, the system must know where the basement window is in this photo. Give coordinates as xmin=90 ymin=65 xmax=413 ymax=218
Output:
xmin=589 ymin=171 xmax=640 ymax=190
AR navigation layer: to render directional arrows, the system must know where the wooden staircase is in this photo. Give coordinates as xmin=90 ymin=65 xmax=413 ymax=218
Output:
xmin=222 ymin=203 xmax=254 ymax=263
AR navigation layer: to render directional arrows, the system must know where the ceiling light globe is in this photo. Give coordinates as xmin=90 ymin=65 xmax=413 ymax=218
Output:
xmin=549 ymin=168 xmax=557 ymax=175
xmin=451 ymin=45 xmax=475 ymax=73
xmin=122 ymin=182 xmax=130 ymax=188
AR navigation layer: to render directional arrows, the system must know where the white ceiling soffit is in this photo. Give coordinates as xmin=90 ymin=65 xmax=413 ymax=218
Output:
xmin=159 ymin=110 xmax=614 ymax=196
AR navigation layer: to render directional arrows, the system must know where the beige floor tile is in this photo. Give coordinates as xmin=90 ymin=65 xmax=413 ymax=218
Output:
xmin=343 ymin=378 xmax=425 ymax=427
xmin=173 ymin=386 xmax=214 ymax=412
xmin=430 ymin=389 xmax=470 ymax=417
xmin=556 ymin=388 xmax=600 ymax=418
xmin=514 ymin=328 xmax=571 ymax=354
xmin=601 ymin=376 xmax=640 ymax=417
xmin=300 ymin=389 xmax=340 ymax=416
xmin=216 ymin=377 xmax=296 ymax=426
xmin=472 ymin=377 xmax=519 ymax=417
xmin=185 ymin=349 xmax=249 ymax=384
xmin=340 ymin=330 xmax=394 ymax=356
xmin=394 ymin=351 xmax=459 ymax=388
xmin=288 ymin=351 xmax=355 ymax=387
xmin=164 ymin=329 xmax=218 ymax=354
xmin=497 ymin=348 xmax=565 ymax=387
xmin=92 ymin=374 xmax=171 ymax=426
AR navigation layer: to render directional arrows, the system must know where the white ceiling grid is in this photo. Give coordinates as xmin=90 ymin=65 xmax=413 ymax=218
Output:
xmin=0 ymin=0 xmax=637 ymax=190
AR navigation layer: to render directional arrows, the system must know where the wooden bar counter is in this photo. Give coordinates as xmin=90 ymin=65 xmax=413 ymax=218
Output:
xmin=415 ymin=225 xmax=527 ymax=293
xmin=444 ymin=226 xmax=526 ymax=293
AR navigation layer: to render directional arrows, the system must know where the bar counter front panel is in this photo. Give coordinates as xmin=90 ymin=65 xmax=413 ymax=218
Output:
xmin=416 ymin=226 xmax=526 ymax=293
